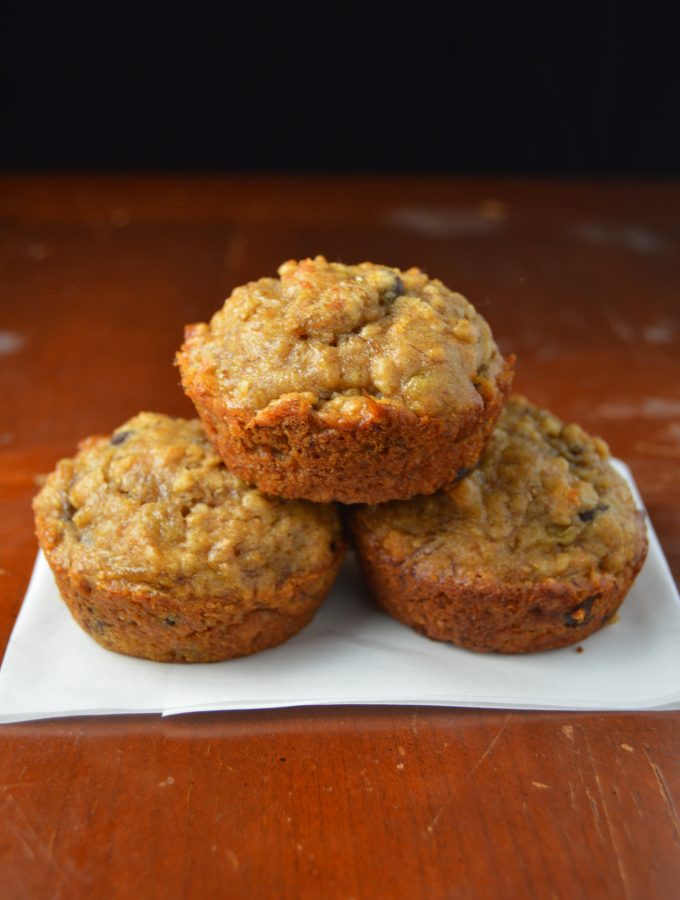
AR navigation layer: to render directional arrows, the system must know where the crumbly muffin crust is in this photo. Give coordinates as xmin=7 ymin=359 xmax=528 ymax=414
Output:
xmin=34 ymin=413 xmax=345 ymax=662
xmin=177 ymin=257 xmax=514 ymax=503
xmin=350 ymin=397 xmax=648 ymax=653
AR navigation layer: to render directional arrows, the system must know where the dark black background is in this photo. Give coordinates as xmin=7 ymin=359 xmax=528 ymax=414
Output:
xmin=3 ymin=5 xmax=679 ymax=174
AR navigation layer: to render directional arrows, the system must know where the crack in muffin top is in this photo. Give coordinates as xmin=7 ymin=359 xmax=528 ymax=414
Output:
xmin=33 ymin=413 xmax=342 ymax=599
xmin=355 ymin=397 xmax=645 ymax=585
xmin=181 ymin=256 xmax=506 ymax=420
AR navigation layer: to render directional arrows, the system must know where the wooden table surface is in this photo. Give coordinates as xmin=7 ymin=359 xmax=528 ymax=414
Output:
xmin=1 ymin=176 xmax=679 ymax=899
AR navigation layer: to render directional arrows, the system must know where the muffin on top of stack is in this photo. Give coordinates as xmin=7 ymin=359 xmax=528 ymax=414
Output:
xmin=34 ymin=256 xmax=647 ymax=661
xmin=177 ymin=257 xmax=514 ymax=504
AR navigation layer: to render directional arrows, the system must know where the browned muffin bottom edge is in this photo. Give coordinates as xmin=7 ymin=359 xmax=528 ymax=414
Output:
xmin=42 ymin=545 xmax=346 ymax=663
xmin=350 ymin=517 xmax=648 ymax=654
xmin=179 ymin=355 xmax=514 ymax=505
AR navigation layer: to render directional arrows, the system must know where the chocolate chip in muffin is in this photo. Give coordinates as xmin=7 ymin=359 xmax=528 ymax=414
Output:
xmin=90 ymin=618 xmax=109 ymax=635
xmin=578 ymin=503 xmax=609 ymax=523
xmin=110 ymin=430 xmax=132 ymax=446
xmin=382 ymin=274 xmax=405 ymax=302
xmin=564 ymin=595 xmax=597 ymax=627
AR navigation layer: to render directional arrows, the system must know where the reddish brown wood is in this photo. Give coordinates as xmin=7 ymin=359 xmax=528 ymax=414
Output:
xmin=1 ymin=176 xmax=679 ymax=899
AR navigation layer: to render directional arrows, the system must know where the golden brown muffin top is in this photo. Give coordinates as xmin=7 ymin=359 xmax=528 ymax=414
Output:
xmin=180 ymin=256 xmax=506 ymax=421
xmin=354 ymin=397 xmax=645 ymax=586
xmin=34 ymin=413 xmax=342 ymax=599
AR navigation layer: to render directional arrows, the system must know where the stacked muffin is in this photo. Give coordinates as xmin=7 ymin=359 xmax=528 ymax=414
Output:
xmin=34 ymin=257 xmax=647 ymax=661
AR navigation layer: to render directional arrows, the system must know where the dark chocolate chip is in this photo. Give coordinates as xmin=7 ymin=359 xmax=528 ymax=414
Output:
xmin=569 ymin=444 xmax=584 ymax=455
xmin=564 ymin=595 xmax=597 ymax=627
xmin=383 ymin=274 xmax=405 ymax=302
xmin=578 ymin=503 xmax=609 ymax=523
xmin=454 ymin=466 xmax=472 ymax=483
xmin=165 ymin=617 xmax=177 ymax=627
xmin=111 ymin=430 xmax=132 ymax=446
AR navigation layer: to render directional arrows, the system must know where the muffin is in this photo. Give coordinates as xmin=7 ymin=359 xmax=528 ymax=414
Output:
xmin=177 ymin=256 xmax=514 ymax=504
xmin=33 ymin=413 xmax=345 ymax=662
xmin=350 ymin=397 xmax=648 ymax=653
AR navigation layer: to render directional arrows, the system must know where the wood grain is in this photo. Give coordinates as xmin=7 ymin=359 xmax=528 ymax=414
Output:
xmin=1 ymin=176 xmax=679 ymax=899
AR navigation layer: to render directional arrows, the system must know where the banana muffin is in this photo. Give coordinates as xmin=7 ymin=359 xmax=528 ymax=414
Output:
xmin=177 ymin=256 xmax=514 ymax=504
xmin=350 ymin=397 xmax=648 ymax=653
xmin=33 ymin=413 xmax=345 ymax=662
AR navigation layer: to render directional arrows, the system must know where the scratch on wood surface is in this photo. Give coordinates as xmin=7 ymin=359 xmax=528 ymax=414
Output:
xmin=644 ymin=748 xmax=680 ymax=843
xmin=586 ymin=737 xmax=632 ymax=900
xmin=568 ymin=781 xmax=576 ymax=809
xmin=3 ymin=793 xmax=46 ymax=861
xmin=463 ymin=713 xmax=511 ymax=783
xmin=620 ymin=744 xmax=634 ymax=753
xmin=423 ymin=717 xmax=511 ymax=834
xmin=585 ymin=787 xmax=603 ymax=843
xmin=561 ymin=725 xmax=574 ymax=741
xmin=225 ymin=847 xmax=240 ymax=871
xmin=630 ymin=788 xmax=645 ymax=819
xmin=531 ymin=782 xmax=549 ymax=790
xmin=1 ymin=791 xmax=84 ymax=891
xmin=11 ymin=825 xmax=36 ymax=860
xmin=46 ymin=827 xmax=57 ymax=862
xmin=410 ymin=711 xmax=419 ymax=735
xmin=426 ymin=800 xmax=450 ymax=835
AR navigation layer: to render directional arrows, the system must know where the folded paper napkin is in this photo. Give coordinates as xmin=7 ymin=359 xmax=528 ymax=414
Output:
xmin=0 ymin=462 xmax=678 ymax=723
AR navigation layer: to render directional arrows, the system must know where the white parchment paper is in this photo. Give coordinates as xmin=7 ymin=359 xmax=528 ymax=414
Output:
xmin=1 ymin=462 xmax=678 ymax=723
